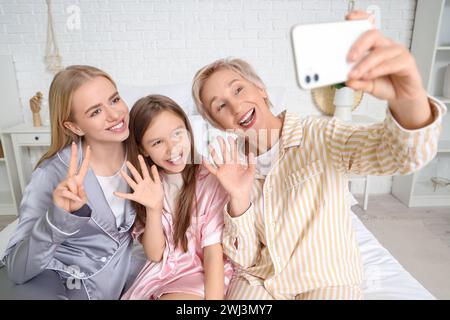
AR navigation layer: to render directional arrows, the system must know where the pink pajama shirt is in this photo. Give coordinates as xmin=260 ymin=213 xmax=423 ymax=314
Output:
xmin=121 ymin=166 xmax=234 ymax=300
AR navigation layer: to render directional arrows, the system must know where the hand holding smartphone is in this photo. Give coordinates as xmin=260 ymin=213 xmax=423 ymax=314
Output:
xmin=291 ymin=19 xmax=373 ymax=90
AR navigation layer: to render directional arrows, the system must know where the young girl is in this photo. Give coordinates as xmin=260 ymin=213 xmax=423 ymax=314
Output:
xmin=118 ymin=95 xmax=233 ymax=300
xmin=0 ymin=65 xmax=141 ymax=299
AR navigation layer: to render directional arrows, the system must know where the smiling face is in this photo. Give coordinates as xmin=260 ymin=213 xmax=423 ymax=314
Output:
xmin=140 ymin=110 xmax=191 ymax=174
xmin=200 ymin=68 xmax=273 ymax=135
xmin=64 ymin=76 xmax=130 ymax=146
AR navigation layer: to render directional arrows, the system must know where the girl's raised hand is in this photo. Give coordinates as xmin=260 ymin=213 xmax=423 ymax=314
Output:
xmin=53 ymin=142 xmax=91 ymax=213
xmin=203 ymin=136 xmax=255 ymax=201
xmin=114 ymin=155 xmax=164 ymax=212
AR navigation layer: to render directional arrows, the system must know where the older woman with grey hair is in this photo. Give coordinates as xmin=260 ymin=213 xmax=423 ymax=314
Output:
xmin=191 ymin=11 xmax=446 ymax=300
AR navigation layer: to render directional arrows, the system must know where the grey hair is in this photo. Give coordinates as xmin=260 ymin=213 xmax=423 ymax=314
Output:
xmin=191 ymin=57 xmax=272 ymax=128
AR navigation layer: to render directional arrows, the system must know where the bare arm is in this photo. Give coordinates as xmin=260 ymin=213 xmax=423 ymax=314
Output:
xmin=388 ymin=91 xmax=433 ymax=130
xmin=204 ymin=136 xmax=254 ymax=218
xmin=141 ymin=206 xmax=166 ymax=262
xmin=204 ymin=137 xmax=260 ymax=268
xmin=114 ymin=155 xmax=165 ymax=262
xmin=203 ymin=243 xmax=225 ymax=300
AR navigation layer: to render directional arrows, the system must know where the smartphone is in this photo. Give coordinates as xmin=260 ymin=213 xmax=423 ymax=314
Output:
xmin=291 ymin=19 xmax=373 ymax=90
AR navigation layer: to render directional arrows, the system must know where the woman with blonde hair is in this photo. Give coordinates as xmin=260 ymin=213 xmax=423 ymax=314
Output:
xmin=191 ymin=11 xmax=446 ymax=299
xmin=0 ymin=65 xmax=142 ymax=299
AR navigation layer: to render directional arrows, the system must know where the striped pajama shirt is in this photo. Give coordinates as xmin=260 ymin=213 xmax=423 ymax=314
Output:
xmin=223 ymin=98 xmax=446 ymax=300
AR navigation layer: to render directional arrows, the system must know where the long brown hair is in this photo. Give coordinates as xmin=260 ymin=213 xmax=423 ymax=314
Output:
xmin=127 ymin=94 xmax=200 ymax=252
xmin=35 ymin=65 xmax=117 ymax=168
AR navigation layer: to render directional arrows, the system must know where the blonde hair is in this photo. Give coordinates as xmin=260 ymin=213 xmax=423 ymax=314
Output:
xmin=35 ymin=65 xmax=116 ymax=168
xmin=191 ymin=57 xmax=271 ymax=128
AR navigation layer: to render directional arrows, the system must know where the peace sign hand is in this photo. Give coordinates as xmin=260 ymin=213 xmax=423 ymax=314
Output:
xmin=114 ymin=155 xmax=164 ymax=213
xmin=53 ymin=142 xmax=91 ymax=213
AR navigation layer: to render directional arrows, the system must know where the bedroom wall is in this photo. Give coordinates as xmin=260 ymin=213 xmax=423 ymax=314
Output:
xmin=0 ymin=0 xmax=417 ymax=194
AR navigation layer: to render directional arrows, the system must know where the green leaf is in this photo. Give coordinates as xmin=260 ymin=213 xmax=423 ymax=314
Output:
xmin=334 ymin=82 xmax=346 ymax=89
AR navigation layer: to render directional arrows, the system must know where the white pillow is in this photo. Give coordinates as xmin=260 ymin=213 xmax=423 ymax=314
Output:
xmin=117 ymin=82 xmax=196 ymax=115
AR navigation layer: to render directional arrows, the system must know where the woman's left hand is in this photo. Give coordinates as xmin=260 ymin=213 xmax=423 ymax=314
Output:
xmin=345 ymin=10 xmax=428 ymax=105
xmin=203 ymin=136 xmax=255 ymax=202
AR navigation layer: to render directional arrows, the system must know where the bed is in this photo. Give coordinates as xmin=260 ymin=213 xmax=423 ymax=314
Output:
xmin=0 ymin=198 xmax=435 ymax=299
xmin=349 ymin=195 xmax=434 ymax=299
xmin=0 ymin=83 xmax=435 ymax=299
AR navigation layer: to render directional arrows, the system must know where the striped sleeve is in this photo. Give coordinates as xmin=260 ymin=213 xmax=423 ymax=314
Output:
xmin=222 ymin=203 xmax=260 ymax=269
xmin=322 ymin=97 xmax=446 ymax=176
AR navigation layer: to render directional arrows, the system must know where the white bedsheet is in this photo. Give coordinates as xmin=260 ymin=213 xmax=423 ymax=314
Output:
xmin=353 ymin=212 xmax=434 ymax=299
xmin=0 ymin=210 xmax=435 ymax=299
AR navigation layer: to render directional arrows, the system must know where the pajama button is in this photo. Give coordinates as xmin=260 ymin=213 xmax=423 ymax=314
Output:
xmin=100 ymin=257 xmax=107 ymax=262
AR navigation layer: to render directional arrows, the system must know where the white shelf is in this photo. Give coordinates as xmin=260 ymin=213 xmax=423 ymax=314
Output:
xmin=430 ymin=51 xmax=450 ymax=98
xmin=392 ymin=0 xmax=450 ymax=207
xmin=410 ymin=180 xmax=450 ymax=207
xmin=438 ymin=140 xmax=450 ymax=152
xmin=413 ymin=179 xmax=450 ymax=196
xmin=1 ymin=123 xmax=50 ymax=134
xmin=436 ymin=96 xmax=450 ymax=104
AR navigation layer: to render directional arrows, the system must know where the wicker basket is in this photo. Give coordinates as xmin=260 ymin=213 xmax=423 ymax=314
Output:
xmin=311 ymin=85 xmax=364 ymax=116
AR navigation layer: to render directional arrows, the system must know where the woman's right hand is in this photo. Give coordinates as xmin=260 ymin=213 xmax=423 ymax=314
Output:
xmin=53 ymin=142 xmax=91 ymax=213
xmin=203 ymin=136 xmax=255 ymax=215
xmin=114 ymin=155 xmax=164 ymax=213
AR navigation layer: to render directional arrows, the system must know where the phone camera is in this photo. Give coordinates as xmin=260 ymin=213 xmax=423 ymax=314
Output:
xmin=314 ymin=74 xmax=319 ymax=82
xmin=305 ymin=75 xmax=311 ymax=84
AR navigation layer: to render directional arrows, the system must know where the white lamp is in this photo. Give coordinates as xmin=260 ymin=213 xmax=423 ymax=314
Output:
xmin=333 ymin=86 xmax=355 ymax=121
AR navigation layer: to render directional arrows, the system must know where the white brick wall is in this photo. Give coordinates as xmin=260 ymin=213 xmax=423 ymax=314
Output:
xmin=0 ymin=0 xmax=417 ymax=194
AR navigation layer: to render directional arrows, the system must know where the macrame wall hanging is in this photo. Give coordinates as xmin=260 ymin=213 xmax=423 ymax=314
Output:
xmin=44 ymin=0 xmax=63 ymax=74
